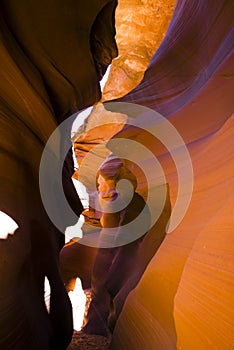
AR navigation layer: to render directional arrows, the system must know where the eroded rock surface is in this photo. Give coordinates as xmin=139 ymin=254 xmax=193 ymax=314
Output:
xmin=109 ymin=1 xmax=234 ymax=349
xmin=0 ymin=0 xmax=233 ymax=349
xmin=102 ymin=0 xmax=176 ymax=100
xmin=0 ymin=1 xmax=118 ymax=349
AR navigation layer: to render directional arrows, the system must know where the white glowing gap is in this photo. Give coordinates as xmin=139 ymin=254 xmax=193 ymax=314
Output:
xmin=100 ymin=64 xmax=111 ymax=92
xmin=65 ymin=214 xmax=84 ymax=243
xmin=0 ymin=211 xmax=19 ymax=239
xmin=44 ymin=277 xmax=51 ymax=313
xmin=71 ymin=106 xmax=93 ymax=136
xmin=44 ymin=277 xmax=86 ymax=331
xmin=68 ymin=278 xmax=86 ymax=331
xmin=71 ymin=65 xmax=110 ymax=137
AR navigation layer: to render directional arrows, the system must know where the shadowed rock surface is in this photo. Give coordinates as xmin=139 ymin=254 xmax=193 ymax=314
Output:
xmin=0 ymin=0 xmax=233 ymax=349
xmin=0 ymin=1 xmax=118 ymax=349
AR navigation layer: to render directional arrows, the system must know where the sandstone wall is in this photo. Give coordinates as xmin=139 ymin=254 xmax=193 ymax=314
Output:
xmin=102 ymin=0 xmax=176 ymax=101
xmin=109 ymin=0 xmax=234 ymax=349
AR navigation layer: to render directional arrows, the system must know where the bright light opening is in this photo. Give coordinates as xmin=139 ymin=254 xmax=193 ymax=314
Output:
xmin=100 ymin=65 xmax=111 ymax=92
xmin=71 ymin=106 xmax=93 ymax=169
xmin=0 ymin=211 xmax=19 ymax=239
xmin=68 ymin=278 xmax=86 ymax=331
xmin=44 ymin=276 xmax=51 ymax=313
xmin=71 ymin=106 xmax=93 ymax=140
xmin=67 ymin=66 xmax=111 ymax=242
xmin=44 ymin=277 xmax=86 ymax=331
xmin=65 ymin=213 xmax=84 ymax=243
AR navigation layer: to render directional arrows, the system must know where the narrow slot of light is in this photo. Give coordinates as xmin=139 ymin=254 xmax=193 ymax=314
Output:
xmin=44 ymin=277 xmax=86 ymax=331
xmin=44 ymin=276 xmax=51 ymax=313
xmin=100 ymin=65 xmax=111 ymax=92
xmin=0 ymin=211 xmax=19 ymax=239
xmin=68 ymin=278 xmax=86 ymax=331
xmin=71 ymin=106 xmax=93 ymax=138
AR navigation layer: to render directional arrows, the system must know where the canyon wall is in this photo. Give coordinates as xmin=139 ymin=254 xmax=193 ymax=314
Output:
xmin=109 ymin=1 xmax=234 ymax=349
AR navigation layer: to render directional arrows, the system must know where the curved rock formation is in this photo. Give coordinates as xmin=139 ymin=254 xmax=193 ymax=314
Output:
xmin=0 ymin=1 xmax=118 ymax=349
xmin=0 ymin=0 xmax=233 ymax=349
xmin=102 ymin=0 xmax=176 ymax=101
xmin=110 ymin=1 xmax=234 ymax=349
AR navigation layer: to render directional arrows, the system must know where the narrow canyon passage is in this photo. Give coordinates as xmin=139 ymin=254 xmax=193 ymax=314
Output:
xmin=0 ymin=1 xmax=233 ymax=350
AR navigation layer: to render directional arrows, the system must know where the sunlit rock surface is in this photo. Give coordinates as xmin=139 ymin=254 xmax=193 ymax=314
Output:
xmin=73 ymin=103 xmax=127 ymax=154
xmin=109 ymin=0 xmax=234 ymax=349
xmin=72 ymin=103 xmax=127 ymax=189
xmin=67 ymin=1 xmax=233 ymax=349
xmin=102 ymin=0 xmax=176 ymax=100
xmin=0 ymin=0 xmax=233 ymax=349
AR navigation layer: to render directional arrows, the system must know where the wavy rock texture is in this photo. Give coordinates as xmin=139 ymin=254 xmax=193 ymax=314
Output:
xmin=0 ymin=1 xmax=118 ymax=349
xmin=174 ymin=115 xmax=234 ymax=350
xmin=119 ymin=1 xmax=233 ymax=117
xmin=109 ymin=1 xmax=234 ymax=349
xmin=0 ymin=0 xmax=233 ymax=349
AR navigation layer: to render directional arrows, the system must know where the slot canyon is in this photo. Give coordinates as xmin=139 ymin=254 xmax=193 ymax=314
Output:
xmin=0 ymin=1 xmax=233 ymax=349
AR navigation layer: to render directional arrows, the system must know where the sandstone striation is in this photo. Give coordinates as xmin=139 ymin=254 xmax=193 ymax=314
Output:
xmin=109 ymin=1 xmax=234 ymax=349
xmin=102 ymin=0 xmax=176 ymax=100
xmin=0 ymin=0 xmax=233 ymax=349
xmin=0 ymin=1 xmax=118 ymax=349
xmin=68 ymin=1 xmax=233 ymax=349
